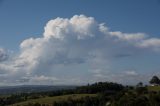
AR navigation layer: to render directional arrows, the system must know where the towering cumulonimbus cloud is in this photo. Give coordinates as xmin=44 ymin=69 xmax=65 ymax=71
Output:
xmin=0 ymin=14 xmax=160 ymax=85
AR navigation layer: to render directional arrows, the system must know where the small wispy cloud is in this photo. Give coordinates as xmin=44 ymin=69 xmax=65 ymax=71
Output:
xmin=124 ymin=70 xmax=138 ymax=76
xmin=114 ymin=54 xmax=132 ymax=58
xmin=0 ymin=48 xmax=8 ymax=62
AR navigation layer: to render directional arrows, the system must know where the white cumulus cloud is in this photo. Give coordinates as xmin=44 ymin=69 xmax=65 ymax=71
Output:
xmin=0 ymin=14 xmax=160 ymax=85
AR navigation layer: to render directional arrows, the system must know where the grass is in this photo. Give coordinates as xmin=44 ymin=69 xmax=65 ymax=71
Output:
xmin=148 ymin=85 xmax=160 ymax=92
xmin=11 ymin=94 xmax=97 ymax=106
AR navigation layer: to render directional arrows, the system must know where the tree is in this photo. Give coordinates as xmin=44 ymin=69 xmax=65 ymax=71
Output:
xmin=136 ymin=82 xmax=143 ymax=87
xmin=149 ymin=76 xmax=160 ymax=85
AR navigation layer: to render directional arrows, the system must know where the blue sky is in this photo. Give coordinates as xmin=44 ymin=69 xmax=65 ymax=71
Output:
xmin=0 ymin=0 xmax=160 ymax=85
xmin=0 ymin=0 xmax=160 ymax=49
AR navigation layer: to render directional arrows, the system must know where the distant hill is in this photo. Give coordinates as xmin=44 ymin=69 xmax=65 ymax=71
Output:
xmin=0 ymin=85 xmax=76 ymax=95
xmin=1 ymin=81 xmax=160 ymax=106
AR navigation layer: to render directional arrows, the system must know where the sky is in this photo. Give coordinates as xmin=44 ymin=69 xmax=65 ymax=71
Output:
xmin=0 ymin=0 xmax=160 ymax=85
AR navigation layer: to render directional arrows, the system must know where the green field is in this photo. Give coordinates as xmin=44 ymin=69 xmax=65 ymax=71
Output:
xmin=148 ymin=86 xmax=160 ymax=92
xmin=11 ymin=94 xmax=97 ymax=106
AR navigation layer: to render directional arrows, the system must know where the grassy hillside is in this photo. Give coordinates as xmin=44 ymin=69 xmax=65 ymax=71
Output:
xmin=11 ymin=94 xmax=97 ymax=106
xmin=148 ymin=85 xmax=160 ymax=92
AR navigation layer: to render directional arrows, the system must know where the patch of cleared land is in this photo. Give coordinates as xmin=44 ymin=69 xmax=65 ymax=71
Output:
xmin=11 ymin=94 xmax=97 ymax=106
xmin=148 ymin=86 xmax=160 ymax=92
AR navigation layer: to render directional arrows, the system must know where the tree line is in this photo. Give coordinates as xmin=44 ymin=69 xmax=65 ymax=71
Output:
xmin=1 ymin=75 xmax=160 ymax=106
